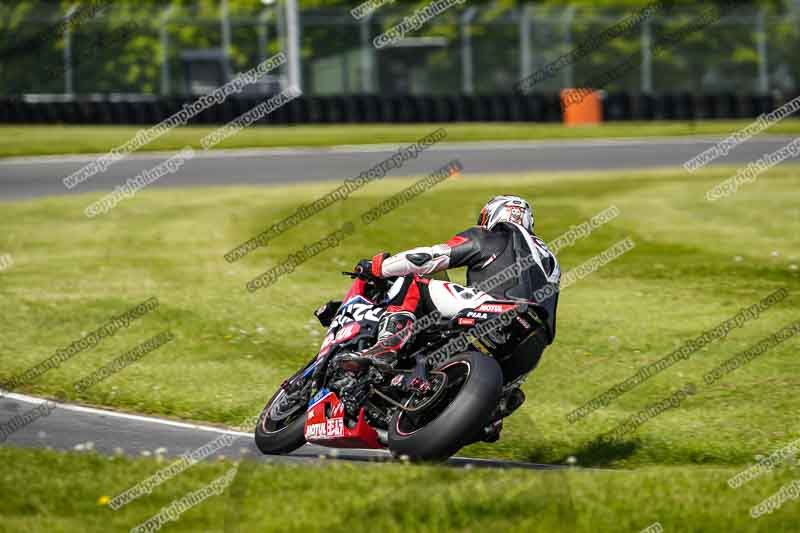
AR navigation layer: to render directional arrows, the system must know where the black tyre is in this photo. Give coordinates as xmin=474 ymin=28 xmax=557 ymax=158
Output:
xmin=388 ymin=351 xmax=503 ymax=461
xmin=254 ymin=385 xmax=308 ymax=455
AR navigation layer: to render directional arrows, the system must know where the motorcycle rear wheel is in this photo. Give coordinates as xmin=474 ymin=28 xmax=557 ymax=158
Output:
xmin=388 ymin=351 xmax=503 ymax=461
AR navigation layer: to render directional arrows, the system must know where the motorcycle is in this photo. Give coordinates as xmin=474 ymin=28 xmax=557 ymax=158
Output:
xmin=254 ymin=269 xmax=549 ymax=461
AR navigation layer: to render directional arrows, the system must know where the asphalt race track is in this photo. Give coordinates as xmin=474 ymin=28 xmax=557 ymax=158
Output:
xmin=1 ymin=135 xmax=798 ymax=200
xmin=0 ymin=392 xmax=566 ymax=470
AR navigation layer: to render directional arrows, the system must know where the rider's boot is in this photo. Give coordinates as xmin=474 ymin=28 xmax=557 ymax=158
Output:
xmin=474 ymin=387 xmax=526 ymax=443
xmin=502 ymin=387 xmax=526 ymax=416
xmin=481 ymin=419 xmax=503 ymax=443
xmin=336 ymin=311 xmax=416 ymax=371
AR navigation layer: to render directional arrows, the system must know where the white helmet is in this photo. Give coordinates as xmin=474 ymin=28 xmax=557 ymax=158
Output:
xmin=476 ymin=195 xmax=534 ymax=233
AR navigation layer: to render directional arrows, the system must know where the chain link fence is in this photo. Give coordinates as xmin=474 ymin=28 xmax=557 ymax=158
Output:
xmin=1 ymin=1 xmax=799 ymax=98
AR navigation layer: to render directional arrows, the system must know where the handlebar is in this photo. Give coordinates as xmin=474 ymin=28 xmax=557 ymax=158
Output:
xmin=341 ymin=270 xmax=393 ymax=285
xmin=341 ymin=270 xmax=395 ymax=303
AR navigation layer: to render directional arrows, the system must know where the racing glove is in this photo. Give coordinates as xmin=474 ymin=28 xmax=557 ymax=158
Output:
xmin=354 ymin=252 xmax=390 ymax=280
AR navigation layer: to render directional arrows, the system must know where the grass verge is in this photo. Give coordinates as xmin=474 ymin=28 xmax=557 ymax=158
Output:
xmin=1 ymin=120 xmax=800 ymax=157
xmin=1 ymin=448 xmax=799 ymax=532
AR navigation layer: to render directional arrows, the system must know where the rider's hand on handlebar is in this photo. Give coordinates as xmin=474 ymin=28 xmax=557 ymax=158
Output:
xmin=354 ymin=259 xmax=375 ymax=279
xmin=354 ymin=252 xmax=389 ymax=281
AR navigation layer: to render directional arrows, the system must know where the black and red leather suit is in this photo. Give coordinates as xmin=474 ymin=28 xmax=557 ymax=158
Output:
xmin=358 ymin=221 xmax=560 ymax=383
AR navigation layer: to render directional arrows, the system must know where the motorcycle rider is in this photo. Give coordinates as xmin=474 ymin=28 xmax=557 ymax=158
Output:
xmin=332 ymin=195 xmax=560 ymax=439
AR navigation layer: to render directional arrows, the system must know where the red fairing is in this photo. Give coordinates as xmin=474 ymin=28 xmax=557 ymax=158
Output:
xmin=334 ymin=322 xmax=361 ymax=343
xmin=318 ymin=333 xmax=335 ymax=356
xmin=319 ymin=322 xmax=362 ymax=356
xmin=342 ymin=278 xmax=371 ymax=303
xmin=304 ymin=391 xmax=383 ymax=449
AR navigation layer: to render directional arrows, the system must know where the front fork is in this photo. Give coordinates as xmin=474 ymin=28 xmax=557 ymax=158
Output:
xmin=281 ymin=353 xmax=325 ymax=401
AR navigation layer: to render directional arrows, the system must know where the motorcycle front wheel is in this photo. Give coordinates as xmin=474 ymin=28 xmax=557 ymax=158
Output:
xmin=254 ymin=379 xmax=310 ymax=455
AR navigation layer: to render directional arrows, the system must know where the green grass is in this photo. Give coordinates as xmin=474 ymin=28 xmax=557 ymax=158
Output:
xmin=1 ymin=165 xmax=798 ymax=470
xmin=2 ymin=448 xmax=800 ymax=533
xmin=1 ymin=120 xmax=800 ymax=157
xmin=2 ymin=166 xmax=799 ymax=532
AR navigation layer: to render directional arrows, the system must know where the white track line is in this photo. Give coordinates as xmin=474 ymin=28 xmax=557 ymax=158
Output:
xmin=2 ymin=390 xmax=579 ymax=467
xmin=0 ymin=390 xmax=251 ymax=438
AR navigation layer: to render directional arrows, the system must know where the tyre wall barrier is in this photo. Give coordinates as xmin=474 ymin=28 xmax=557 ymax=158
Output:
xmin=0 ymin=92 xmax=795 ymax=125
